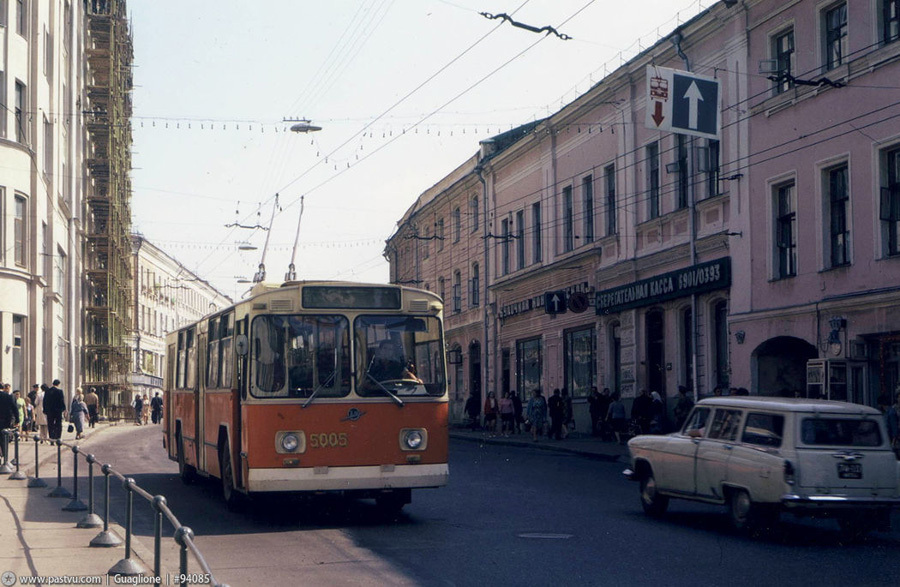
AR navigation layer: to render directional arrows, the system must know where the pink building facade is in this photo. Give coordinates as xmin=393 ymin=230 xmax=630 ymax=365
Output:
xmin=387 ymin=0 xmax=900 ymax=426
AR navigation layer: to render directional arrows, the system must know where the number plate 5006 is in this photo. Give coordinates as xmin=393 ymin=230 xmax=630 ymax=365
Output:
xmin=309 ymin=432 xmax=348 ymax=449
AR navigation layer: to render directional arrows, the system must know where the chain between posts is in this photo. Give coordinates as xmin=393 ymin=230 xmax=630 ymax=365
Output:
xmin=39 ymin=436 xmax=230 ymax=586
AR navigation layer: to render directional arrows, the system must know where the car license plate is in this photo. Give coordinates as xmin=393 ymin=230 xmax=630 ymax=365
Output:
xmin=837 ymin=462 xmax=862 ymax=479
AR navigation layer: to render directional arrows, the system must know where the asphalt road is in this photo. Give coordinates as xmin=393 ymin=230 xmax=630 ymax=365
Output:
xmin=68 ymin=425 xmax=900 ymax=587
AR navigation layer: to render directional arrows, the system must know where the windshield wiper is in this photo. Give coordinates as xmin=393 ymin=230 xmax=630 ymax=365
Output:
xmin=365 ymin=373 xmax=405 ymax=407
xmin=301 ymin=370 xmax=337 ymax=409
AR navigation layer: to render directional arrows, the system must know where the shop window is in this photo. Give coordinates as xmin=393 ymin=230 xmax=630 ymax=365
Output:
xmin=516 ymin=338 xmax=542 ymax=397
xmin=564 ymin=326 xmax=595 ymax=398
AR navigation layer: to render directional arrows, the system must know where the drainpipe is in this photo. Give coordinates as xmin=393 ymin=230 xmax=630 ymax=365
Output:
xmin=475 ymin=163 xmax=490 ymax=401
xmin=672 ymin=31 xmax=700 ymax=402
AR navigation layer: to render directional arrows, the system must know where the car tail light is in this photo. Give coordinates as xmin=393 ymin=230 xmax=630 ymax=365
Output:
xmin=783 ymin=460 xmax=795 ymax=485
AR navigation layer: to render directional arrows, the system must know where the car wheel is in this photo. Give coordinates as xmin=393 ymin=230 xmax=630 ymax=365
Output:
xmin=728 ymin=489 xmax=753 ymax=531
xmin=219 ymin=445 xmax=243 ymax=511
xmin=176 ymin=433 xmax=195 ymax=485
xmin=639 ymin=472 xmax=669 ymax=516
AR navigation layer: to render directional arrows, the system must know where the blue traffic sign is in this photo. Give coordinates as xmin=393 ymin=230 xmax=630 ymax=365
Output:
xmin=645 ymin=66 xmax=720 ymax=140
xmin=544 ymin=291 xmax=567 ymax=315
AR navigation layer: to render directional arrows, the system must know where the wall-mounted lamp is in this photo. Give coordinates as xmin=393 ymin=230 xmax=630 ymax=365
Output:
xmin=734 ymin=330 xmax=746 ymax=344
xmin=827 ymin=316 xmax=846 ymax=345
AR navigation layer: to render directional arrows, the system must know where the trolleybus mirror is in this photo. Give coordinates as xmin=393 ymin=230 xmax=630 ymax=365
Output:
xmin=235 ymin=334 xmax=249 ymax=357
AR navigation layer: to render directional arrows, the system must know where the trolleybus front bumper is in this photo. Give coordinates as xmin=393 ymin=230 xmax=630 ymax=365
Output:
xmin=246 ymin=463 xmax=449 ymax=493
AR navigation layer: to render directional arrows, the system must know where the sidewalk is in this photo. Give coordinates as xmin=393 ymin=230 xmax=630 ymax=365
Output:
xmin=449 ymin=426 xmax=631 ymax=463
xmin=0 ymin=423 xmax=154 ymax=585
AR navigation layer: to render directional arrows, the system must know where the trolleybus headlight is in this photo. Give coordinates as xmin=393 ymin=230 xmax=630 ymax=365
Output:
xmin=402 ymin=429 xmax=425 ymax=450
xmin=281 ymin=433 xmax=300 ymax=452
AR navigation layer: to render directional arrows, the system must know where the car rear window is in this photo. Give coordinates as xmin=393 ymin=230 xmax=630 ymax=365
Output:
xmin=741 ymin=413 xmax=784 ymax=448
xmin=800 ymin=418 xmax=882 ymax=447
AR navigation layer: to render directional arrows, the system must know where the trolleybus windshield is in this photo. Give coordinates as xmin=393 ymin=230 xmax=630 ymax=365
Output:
xmin=251 ymin=314 xmax=351 ymax=398
xmin=356 ymin=315 xmax=445 ymax=397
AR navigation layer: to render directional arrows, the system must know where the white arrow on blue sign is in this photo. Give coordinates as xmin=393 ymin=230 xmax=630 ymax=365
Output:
xmin=645 ymin=65 xmax=720 ymax=140
xmin=544 ymin=291 xmax=567 ymax=315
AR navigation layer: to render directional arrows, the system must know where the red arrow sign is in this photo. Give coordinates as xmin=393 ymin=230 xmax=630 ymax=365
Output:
xmin=651 ymin=101 xmax=665 ymax=127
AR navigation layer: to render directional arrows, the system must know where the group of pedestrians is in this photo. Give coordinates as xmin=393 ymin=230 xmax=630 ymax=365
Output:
xmin=0 ymin=380 xmax=68 ymax=449
xmin=131 ymin=392 xmax=163 ymax=426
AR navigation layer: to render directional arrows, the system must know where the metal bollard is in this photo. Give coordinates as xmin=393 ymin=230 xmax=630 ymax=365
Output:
xmin=47 ymin=439 xmax=72 ymax=498
xmin=108 ymin=477 xmax=148 ymax=576
xmin=89 ymin=464 xmax=122 ymax=547
xmin=0 ymin=430 xmax=13 ymax=474
xmin=9 ymin=432 xmax=26 ymax=480
xmin=28 ymin=434 xmax=47 ymax=488
xmin=77 ymin=454 xmax=103 ymax=528
xmin=63 ymin=446 xmax=87 ymax=511
xmin=152 ymin=495 xmax=167 ymax=579
xmin=174 ymin=526 xmax=195 ymax=586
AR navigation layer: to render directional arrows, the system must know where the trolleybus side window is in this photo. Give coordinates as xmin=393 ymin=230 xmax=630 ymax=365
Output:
xmin=185 ymin=327 xmax=197 ymax=390
xmin=207 ymin=312 xmax=234 ymax=389
xmin=250 ymin=314 xmax=350 ymax=399
xmin=356 ymin=315 xmax=445 ymax=397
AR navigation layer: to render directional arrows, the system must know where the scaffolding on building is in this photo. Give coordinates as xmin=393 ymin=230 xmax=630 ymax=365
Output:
xmin=82 ymin=0 xmax=134 ymax=414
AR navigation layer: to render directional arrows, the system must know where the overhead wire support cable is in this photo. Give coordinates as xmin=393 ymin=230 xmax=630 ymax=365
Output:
xmin=479 ymin=12 xmax=572 ymax=40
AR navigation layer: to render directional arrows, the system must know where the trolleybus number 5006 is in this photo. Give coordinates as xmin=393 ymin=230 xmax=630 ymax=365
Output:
xmin=310 ymin=432 xmax=349 ymax=448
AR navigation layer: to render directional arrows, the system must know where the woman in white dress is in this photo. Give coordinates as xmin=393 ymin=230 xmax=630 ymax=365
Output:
xmin=34 ymin=385 xmax=49 ymax=443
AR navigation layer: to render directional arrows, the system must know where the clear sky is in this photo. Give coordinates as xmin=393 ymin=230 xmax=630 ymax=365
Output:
xmin=128 ymin=0 xmax=708 ymax=298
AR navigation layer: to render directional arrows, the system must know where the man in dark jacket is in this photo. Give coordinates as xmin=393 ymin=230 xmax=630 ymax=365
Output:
xmin=43 ymin=380 xmax=67 ymax=441
xmin=631 ymin=388 xmax=654 ymax=435
xmin=0 ymin=383 xmax=20 ymax=460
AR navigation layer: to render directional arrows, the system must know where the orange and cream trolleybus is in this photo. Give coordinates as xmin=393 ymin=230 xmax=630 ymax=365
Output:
xmin=163 ymin=280 xmax=449 ymax=511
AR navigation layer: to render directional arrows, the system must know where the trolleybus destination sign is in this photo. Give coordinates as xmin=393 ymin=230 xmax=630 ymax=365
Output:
xmin=595 ymin=257 xmax=731 ymax=314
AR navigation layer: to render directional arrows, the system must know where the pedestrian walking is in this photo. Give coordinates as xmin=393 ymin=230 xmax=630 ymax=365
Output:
xmin=131 ymin=393 xmax=144 ymax=425
xmin=141 ymin=394 xmax=151 ymax=425
xmin=673 ymin=385 xmax=694 ymax=431
xmin=0 ymin=384 xmax=19 ymax=460
xmin=510 ymin=390 xmax=523 ymax=434
xmin=34 ymin=385 xmax=49 ymax=443
xmin=150 ymin=391 xmax=163 ymax=424
xmin=70 ymin=389 xmax=88 ymax=440
xmin=561 ymin=388 xmax=574 ymax=439
xmin=607 ymin=391 xmax=627 ymax=444
xmin=548 ymin=389 xmax=564 ymax=440
xmin=499 ymin=391 xmax=515 ymax=437
xmin=483 ymin=391 xmax=498 ymax=435
xmin=84 ymin=387 xmax=100 ymax=428
xmin=631 ymin=389 xmax=653 ymax=435
xmin=13 ymin=390 xmax=26 ymax=437
xmin=525 ymin=388 xmax=548 ymax=442
xmin=43 ymin=380 xmax=67 ymax=441
xmin=464 ymin=393 xmax=480 ymax=430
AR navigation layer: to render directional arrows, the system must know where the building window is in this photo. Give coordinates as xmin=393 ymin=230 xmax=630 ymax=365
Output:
xmin=563 ymin=185 xmax=574 ymax=252
xmin=15 ymin=81 xmax=26 ymax=144
xmin=564 ymin=327 xmax=595 ymax=398
xmin=682 ymin=308 xmax=693 ymax=391
xmin=826 ymin=163 xmax=850 ymax=267
xmin=824 ymin=2 xmax=847 ymax=71
xmin=452 ymin=207 xmax=461 ymax=243
xmin=647 ymin=142 xmax=660 ymax=219
xmin=500 ymin=218 xmax=510 ymax=275
xmin=422 ymin=226 xmax=430 ymax=259
xmin=675 ymin=135 xmax=688 ymax=210
xmin=582 ymin=175 xmax=594 ymax=243
xmin=773 ymin=28 xmax=795 ymax=94
xmin=532 ymin=202 xmax=542 ymax=263
xmin=516 ymin=337 xmax=542 ymax=397
xmin=881 ymin=146 xmax=900 ymax=256
xmin=605 ymin=164 xmax=616 ymax=235
xmin=16 ymin=0 xmax=26 ymax=37
xmin=885 ymin=0 xmax=900 ymax=44
xmin=44 ymin=26 xmax=53 ymax=78
xmin=516 ymin=210 xmax=525 ymax=270
xmin=0 ymin=0 xmax=7 ymax=27
xmin=706 ymin=140 xmax=720 ymax=198
xmin=43 ymin=116 xmax=52 ymax=180
xmin=438 ymin=277 xmax=445 ymax=303
xmin=0 ymin=71 xmax=6 ymax=138
xmin=436 ymin=219 xmax=444 ymax=251
xmin=12 ymin=315 xmax=25 ymax=393
xmin=470 ymin=196 xmax=479 ymax=233
xmin=453 ymin=270 xmax=461 ymax=313
xmin=774 ymin=181 xmax=797 ymax=279
xmin=14 ymin=194 xmax=26 ymax=266
xmin=470 ymin=263 xmax=480 ymax=307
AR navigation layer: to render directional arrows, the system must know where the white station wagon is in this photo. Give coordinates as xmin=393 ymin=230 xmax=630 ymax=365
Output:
xmin=624 ymin=397 xmax=900 ymax=535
